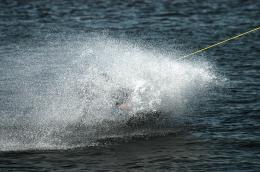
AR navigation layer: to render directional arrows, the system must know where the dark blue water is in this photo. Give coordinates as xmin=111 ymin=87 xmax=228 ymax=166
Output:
xmin=0 ymin=0 xmax=260 ymax=171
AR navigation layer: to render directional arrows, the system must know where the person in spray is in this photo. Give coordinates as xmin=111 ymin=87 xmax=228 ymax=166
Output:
xmin=113 ymin=88 xmax=131 ymax=112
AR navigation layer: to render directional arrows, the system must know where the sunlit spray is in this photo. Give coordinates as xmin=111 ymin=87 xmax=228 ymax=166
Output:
xmin=0 ymin=35 xmax=222 ymax=151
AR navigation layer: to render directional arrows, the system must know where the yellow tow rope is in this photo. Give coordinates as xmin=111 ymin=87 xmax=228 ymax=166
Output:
xmin=178 ymin=26 xmax=260 ymax=60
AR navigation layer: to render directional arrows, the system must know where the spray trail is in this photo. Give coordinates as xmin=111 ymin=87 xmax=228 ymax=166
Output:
xmin=0 ymin=35 xmax=221 ymax=151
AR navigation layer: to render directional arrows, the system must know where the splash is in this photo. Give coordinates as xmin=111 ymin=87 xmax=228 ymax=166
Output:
xmin=0 ymin=35 xmax=221 ymax=151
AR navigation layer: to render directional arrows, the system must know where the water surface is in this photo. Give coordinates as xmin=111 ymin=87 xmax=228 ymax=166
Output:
xmin=0 ymin=0 xmax=259 ymax=171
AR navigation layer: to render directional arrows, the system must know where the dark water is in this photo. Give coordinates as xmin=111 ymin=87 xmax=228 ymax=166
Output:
xmin=0 ymin=0 xmax=260 ymax=171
